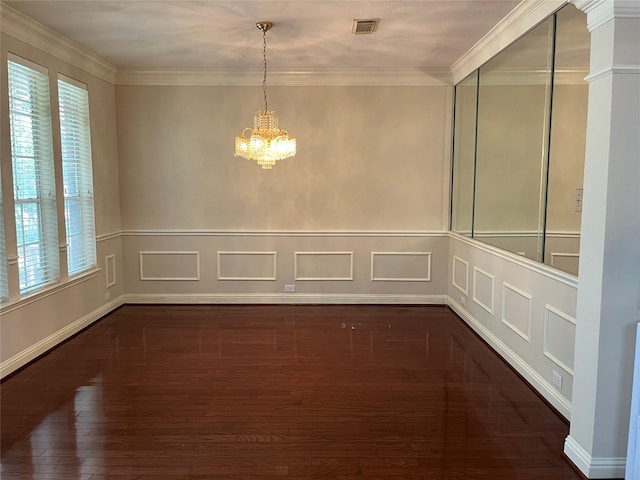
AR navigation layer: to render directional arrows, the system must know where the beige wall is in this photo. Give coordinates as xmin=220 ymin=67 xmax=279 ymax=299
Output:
xmin=0 ymin=32 xmax=124 ymax=373
xmin=116 ymin=85 xmax=450 ymax=231
xmin=115 ymin=84 xmax=452 ymax=301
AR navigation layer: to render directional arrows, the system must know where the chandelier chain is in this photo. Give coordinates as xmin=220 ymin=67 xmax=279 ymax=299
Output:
xmin=262 ymin=27 xmax=268 ymax=113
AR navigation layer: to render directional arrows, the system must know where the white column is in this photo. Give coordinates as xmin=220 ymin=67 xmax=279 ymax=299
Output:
xmin=566 ymin=0 xmax=640 ymax=478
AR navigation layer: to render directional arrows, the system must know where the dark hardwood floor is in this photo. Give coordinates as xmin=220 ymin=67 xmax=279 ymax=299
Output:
xmin=1 ymin=305 xmax=583 ymax=479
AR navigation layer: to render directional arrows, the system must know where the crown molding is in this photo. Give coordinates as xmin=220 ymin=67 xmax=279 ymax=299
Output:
xmin=571 ymin=0 xmax=640 ymax=31
xmin=116 ymin=67 xmax=452 ymax=87
xmin=450 ymin=0 xmax=566 ymax=84
xmin=0 ymin=2 xmax=117 ymax=84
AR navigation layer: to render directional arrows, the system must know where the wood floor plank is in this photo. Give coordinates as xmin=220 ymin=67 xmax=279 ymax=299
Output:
xmin=1 ymin=305 xmax=583 ymax=479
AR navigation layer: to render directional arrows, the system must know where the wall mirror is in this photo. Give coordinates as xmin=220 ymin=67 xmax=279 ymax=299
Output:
xmin=450 ymin=4 xmax=590 ymax=276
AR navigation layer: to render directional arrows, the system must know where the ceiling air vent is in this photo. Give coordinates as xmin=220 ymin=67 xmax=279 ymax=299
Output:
xmin=352 ymin=18 xmax=380 ymax=35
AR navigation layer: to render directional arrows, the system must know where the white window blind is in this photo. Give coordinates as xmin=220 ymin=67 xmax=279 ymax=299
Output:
xmin=8 ymin=58 xmax=60 ymax=293
xmin=58 ymin=77 xmax=96 ymax=275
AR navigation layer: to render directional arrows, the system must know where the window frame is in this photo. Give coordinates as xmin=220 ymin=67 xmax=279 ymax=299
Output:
xmin=58 ymin=74 xmax=97 ymax=276
xmin=7 ymin=54 xmax=60 ymax=294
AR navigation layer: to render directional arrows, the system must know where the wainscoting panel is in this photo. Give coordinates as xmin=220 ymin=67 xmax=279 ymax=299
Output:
xmin=448 ymin=233 xmax=578 ymax=419
xmin=473 ymin=267 xmax=494 ymax=315
xmin=502 ymin=282 xmax=533 ymax=343
xmin=139 ymin=251 xmax=200 ymax=281
xmin=121 ymin=231 xmax=448 ymax=300
xmin=453 ymin=256 xmax=469 ymax=295
xmin=105 ymin=254 xmax=116 ymax=288
xmin=217 ymin=251 xmax=277 ymax=281
xmin=294 ymin=251 xmax=354 ymax=281
xmin=370 ymin=252 xmax=431 ymax=282
xmin=544 ymin=304 xmax=576 ymax=375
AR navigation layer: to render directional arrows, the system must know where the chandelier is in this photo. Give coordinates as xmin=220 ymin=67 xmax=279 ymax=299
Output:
xmin=234 ymin=22 xmax=296 ymax=169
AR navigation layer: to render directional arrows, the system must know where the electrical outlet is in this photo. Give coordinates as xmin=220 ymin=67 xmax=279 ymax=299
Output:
xmin=574 ymin=188 xmax=583 ymax=212
xmin=104 ymin=291 xmax=111 ymax=301
xmin=552 ymin=370 xmax=563 ymax=390
xmin=461 ymin=296 xmax=466 ymax=307
xmin=284 ymin=284 xmax=296 ymax=293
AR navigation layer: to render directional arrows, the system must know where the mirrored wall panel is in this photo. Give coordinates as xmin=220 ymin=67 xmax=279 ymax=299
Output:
xmin=450 ymin=4 xmax=589 ymax=276
xmin=544 ymin=6 xmax=590 ymax=275
xmin=450 ymin=72 xmax=477 ymax=235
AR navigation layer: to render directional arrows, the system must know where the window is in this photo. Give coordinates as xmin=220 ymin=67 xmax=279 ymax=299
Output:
xmin=8 ymin=57 xmax=60 ymax=293
xmin=58 ymin=77 xmax=96 ymax=275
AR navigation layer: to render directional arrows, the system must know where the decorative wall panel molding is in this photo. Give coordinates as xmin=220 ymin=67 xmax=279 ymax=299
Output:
xmin=370 ymin=252 xmax=431 ymax=282
xmin=501 ymin=282 xmax=533 ymax=342
xmin=294 ymin=252 xmax=354 ymax=281
xmin=139 ymin=251 xmax=200 ymax=281
xmin=217 ymin=251 xmax=277 ymax=281
xmin=544 ymin=304 xmax=576 ymax=374
xmin=452 ymin=256 xmax=469 ymax=295
xmin=473 ymin=267 xmax=495 ymax=314
xmin=105 ymin=254 xmax=116 ymax=288
xmin=447 ymin=296 xmax=572 ymax=419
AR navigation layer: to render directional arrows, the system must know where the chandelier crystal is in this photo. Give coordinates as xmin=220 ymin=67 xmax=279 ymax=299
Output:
xmin=234 ymin=22 xmax=296 ymax=170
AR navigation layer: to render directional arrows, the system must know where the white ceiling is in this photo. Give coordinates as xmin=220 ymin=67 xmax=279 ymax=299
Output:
xmin=4 ymin=0 xmax=522 ymax=74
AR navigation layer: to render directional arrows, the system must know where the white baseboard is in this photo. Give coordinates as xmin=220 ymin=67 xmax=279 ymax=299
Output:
xmin=564 ymin=435 xmax=626 ymax=479
xmin=0 ymin=296 xmax=125 ymax=378
xmin=447 ymin=296 xmax=572 ymax=420
xmin=122 ymin=293 xmax=448 ymax=305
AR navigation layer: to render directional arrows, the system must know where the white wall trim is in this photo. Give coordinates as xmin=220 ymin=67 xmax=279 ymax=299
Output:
xmin=294 ymin=251 xmax=354 ymax=281
xmin=139 ymin=251 xmax=200 ymax=281
xmin=564 ymin=435 xmax=626 ymax=479
xmin=472 ymin=266 xmax=495 ymax=315
xmin=105 ymin=254 xmax=116 ymax=288
xmin=501 ymin=282 xmax=534 ymax=343
xmin=473 ymin=230 xmax=581 ymax=238
xmin=96 ymin=231 xmax=122 ymax=242
xmin=217 ymin=251 xmax=278 ymax=281
xmin=448 ymin=296 xmax=572 ymax=419
xmin=370 ymin=252 xmax=432 ymax=282
xmin=572 ymin=0 xmax=640 ymax=31
xmin=585 ymin=65 xmax=640 ymax=83
xmin=120 ymin=229 xmax=448 ymax=238
xmin=543 ymin=304 xmax=576 ymax=375
xmin=450 ymin=232 xmax=578 ymax=288
xmin=450 ymin=0 xmax=566 ymax=84
xmin=0 ymin=295 xmax=125 ymax=378
xmin=452 ymin=255 xmax=469 ymax=296
xmin=115 ymin=67 xmax=452 ymax=87
xmin=122 ymin=293 xmax=448 ymax=305
xmin=0 ymin=2 xmax=117 ymax=84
